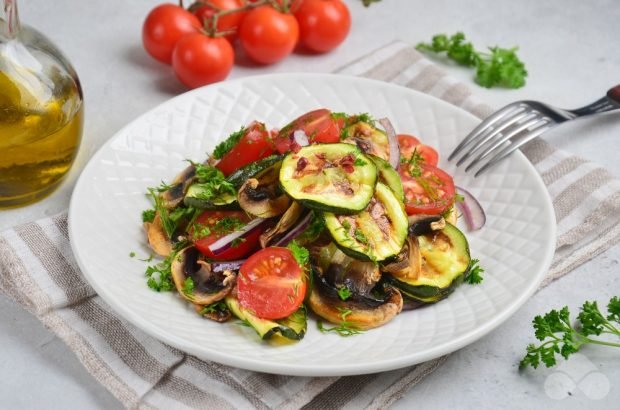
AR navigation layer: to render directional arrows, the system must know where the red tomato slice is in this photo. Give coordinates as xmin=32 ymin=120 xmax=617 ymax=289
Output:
xmin=237 ymin=247 xmax=306 ymax=319
xmin=399 ymin=163 xmax=456 ymax=215
xmin=398 ymin=134 xmax=439 ymax=166
xmin=215 ymin=122 xmax=275 ymax=176
xmin=189 ymin=210 xmax=264 ymax=260
xmin=274 ymin=109 xmax=342 ymax=153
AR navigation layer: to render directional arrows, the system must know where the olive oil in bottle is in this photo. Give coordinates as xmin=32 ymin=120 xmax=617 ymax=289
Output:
xmin=0 ymin=0 xmax=84 ymax=208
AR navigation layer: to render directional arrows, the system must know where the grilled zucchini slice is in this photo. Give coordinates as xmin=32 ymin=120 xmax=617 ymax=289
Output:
xmin=323 ymin=182 xmax=408 ymax=262
xmin=368 ymin=155 xmax=404 ymax=203
xmin=279 ymin=143 xmax=377 ymax=213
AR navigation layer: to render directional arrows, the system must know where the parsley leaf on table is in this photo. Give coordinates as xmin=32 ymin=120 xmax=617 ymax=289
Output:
xmin=520 ymin=297 xmax=620 ymax=369
xmin=416 ymin=32 xmax=528 ymax=89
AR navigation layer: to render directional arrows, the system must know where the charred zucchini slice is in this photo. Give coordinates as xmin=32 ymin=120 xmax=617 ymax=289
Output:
xmin=323 ymin=182 xmax=408 ymax=262
xmin=183 ymin=183 xmax=238 ymax=209
xmin=385 ymin=223 xmax=470 ymax=303
xmin=341 ymin=121 xmax=390 ymax=162
xmin=279 ymin=143 xmax=377 ymax=213
xmin=225 ymin=295 xmax=307 ymax=341
xmin=368 ymin=155 xmax=405 ymax=203
xmin=226 ymin=154 xmax=283 ymax=188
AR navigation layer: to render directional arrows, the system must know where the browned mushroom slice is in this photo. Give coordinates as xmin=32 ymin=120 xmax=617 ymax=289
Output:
xmin=144 ymin=213 xmax=172 ymax=257
xmin=171 ymin=247 xmax=235 ymax=305
xmin=193 ymin=303 xmax=231 ymax=322
xmin=381 ymin=237 xmax=421 ymax=281
xmin=160 ymin=164 xmax=198 ymax=209
xmin=341 ymin=121 xmax=390 ymax=162
xmin=259 ymin=201 xmax=305 ymax=248
xmin=238 ymin=178 xmax=291 ymax=218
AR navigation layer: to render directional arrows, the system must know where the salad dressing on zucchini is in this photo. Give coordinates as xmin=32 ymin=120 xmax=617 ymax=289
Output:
xmin=140 ymin=109 xmax=483 ymax=343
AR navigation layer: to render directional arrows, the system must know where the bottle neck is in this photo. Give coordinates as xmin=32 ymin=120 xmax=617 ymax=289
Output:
xmin=2 ymin=0 xmax=20 ymax=39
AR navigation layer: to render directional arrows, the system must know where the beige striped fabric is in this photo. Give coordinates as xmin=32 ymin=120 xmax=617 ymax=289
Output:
xmin=1 ymin=42 xmax=619 ymax=409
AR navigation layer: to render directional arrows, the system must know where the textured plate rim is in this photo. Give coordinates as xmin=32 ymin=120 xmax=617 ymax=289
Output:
xmin=69 ymin=73 xmax=556 ymax=376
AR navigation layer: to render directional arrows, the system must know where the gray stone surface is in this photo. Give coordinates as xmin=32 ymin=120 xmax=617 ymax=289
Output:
xmin=0 ymin=0 xmax=618 ymax=408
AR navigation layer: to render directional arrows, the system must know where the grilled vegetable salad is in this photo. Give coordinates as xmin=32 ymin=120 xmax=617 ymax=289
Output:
xmin=141 ymin=108 xmax=484 ymax=342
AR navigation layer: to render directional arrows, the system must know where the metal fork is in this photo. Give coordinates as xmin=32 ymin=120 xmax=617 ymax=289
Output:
xmin=449 ymin=84 xmax=620 ymax=176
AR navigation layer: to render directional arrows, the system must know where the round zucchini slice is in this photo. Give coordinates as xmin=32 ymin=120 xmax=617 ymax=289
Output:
xmin=323 ymin=182 xmax=408 ymax=262
xmin=385 ymin=223 xmax=471 ymax=303
xmin=279 ymin=143 xmax=377 ymax=213
xmin=368 ymin=155 xmax=405 ymax=203
xmin=341 ymin=121 xmax=390 ymax=162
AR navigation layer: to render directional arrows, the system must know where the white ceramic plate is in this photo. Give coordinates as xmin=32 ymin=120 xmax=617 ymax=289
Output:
xmin=69 ymin=74 xmax=555 ymax=376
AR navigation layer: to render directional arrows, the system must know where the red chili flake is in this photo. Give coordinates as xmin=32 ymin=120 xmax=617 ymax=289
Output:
xmin=296 ymin=157 xmax=308 ymax=171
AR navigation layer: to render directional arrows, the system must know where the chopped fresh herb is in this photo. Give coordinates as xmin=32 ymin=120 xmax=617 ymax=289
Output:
xmin=341 ymin=219 xmax=352 ymax=231
xmin=297 ymin=211 xmax=326 ymax=243
xmin=212 ymin=127 xmax=246 ymax=159
xmin=187 ymin=162 xmax=237 ymax=202
xmin=147 ymin=188 xmax=176 ymax=238
xmin=192 ymin=223 xmax=212 ymax=240
xmin=199 ymin=301 xmax=229 ymax=315
xmin=354 ymin=157 xmax=367 ymax=166
xmin=151 ymin=180 xmax=173 ymax=193
xmin=465 ymin=258 xmax=484 ymax=284
xmin=403 ymin=147 xmax=424 ymax=177
xmin=337 ymin=286 xmax=352 ymax=301
xmin=145 ymin=252 xmax=176 ymax=292
xmin=141 ymin=209 xmax=156 ymax=223
xmin=330 ymin=112 xmax=348 ymax=120
xmin=520 ymin=297 xmax=620 ymax=369
xmin=361 ymin=0 xmax=382 ymax=6
xmin=139 ymin=254 xmax=155 ymax=263
xmin=317 ymin=307 xmax=364 ymax=337
xmin=231 ymin=237 xmax=246 ymax=248
xmin=215 ymin=216 xmax=245 ymax=234
xmin=287 ymin=240 xmax=310 ymax=267
xmin=182 ymin=277 xmax=195 ymax=297
xmin=416 ymin=32 xmax=527 ymax=89
xmin=354 ymin=112 xmax=375 ymax=126
xmin=455 ymin=193 xmax=465 ymax=203
xmin=354 ymin=228 xmax=369 ymax=245
xmin=129 ymin=251 xmax=136 ymax=258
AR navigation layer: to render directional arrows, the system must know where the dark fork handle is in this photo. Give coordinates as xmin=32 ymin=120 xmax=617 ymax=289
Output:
xmin=607 ymin=84 xmax=620 ymax=105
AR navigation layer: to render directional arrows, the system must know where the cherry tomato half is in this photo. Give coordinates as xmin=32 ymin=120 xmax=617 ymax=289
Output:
xmin=274 ymin=109 xmax=342 ymax=153
xmin=239 ymin=6 xmax=299 ymax=65
xmin=215 ymin=121 xmax=276 ymax=175
xmin=190 ymin=210 xmax=263 ymax=260
xmin=142 ymin=4 xmax=202 ymax=64
xmin=237 ymin=247 xmax=306 ymax=319
xmin=192 ymin=0 xmax=247 ymax=42
xmin=399 ymin=163 xmax=456 ymax=215
xmin=398 ymin=134 xmax=439 ymax=167
xmin=172 ymin=33 xmax=234 ymax=89
xmin=295 ymin=0 xmax=351 ymax=53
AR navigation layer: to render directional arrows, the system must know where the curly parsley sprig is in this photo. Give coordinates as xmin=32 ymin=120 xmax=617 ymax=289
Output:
xmin=520 ymin=297 xmax=620 ymax=369
xmin=416 ymin=32 xmax=528 ymax=89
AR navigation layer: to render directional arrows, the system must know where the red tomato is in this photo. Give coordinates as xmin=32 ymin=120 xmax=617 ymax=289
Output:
xmin=190 ymin=210 xmax=263 ymax=260
xmin=215 ymin=122 xmax=275 ymax=175
xmin=237 ymin=247 xmax=306 ymax=319
xmin=172 ymin=33 xmax=234 ymax=89
xmin=192 ymin=0 xmax=247 ymax=41
xmin=399 ymin=163 xmax=456 ymax=215
xmin=294 ymin=0 xmax=351 ymax=53
xmin=142 ymin=4 xmax=202 ymax=64
xmin=398 ymin=134 xmax=439 ymax=167
xmin=274 ymin=109 xmax=342 ymax=153
xmin=239 ymin=6 xmax=299 ymax=65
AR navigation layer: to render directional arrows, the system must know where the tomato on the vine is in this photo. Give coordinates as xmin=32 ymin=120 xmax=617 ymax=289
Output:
xmin=192 ymin=0 xmax=247 ymax=42
xmin=142 ymin=4 xmax=202 ymax=64
xmin=399 ymin=163 xmax=456 ymax=215
xmin=190 ymin=210 xmax=263 ymax=260
xmin=398 ymin=134 xmax=439 ymax=167
xmin=294 ymin=0 xmax=351 ymax=53
xmin=215 ymin=121 xmax=275 ymax=175
xmin=273 ymin=108 xmax=343 ymax=153
xmin=237 ymin=247 xmax=306 ymax=319
xmin=239 ymin=6 xmax=299 ymax=65
xmin=172 ymin=33 xmax=234 ymax=89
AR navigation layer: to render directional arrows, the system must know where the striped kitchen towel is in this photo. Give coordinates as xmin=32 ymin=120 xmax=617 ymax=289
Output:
xmin=1 ymin=42 xmax=619 ymax=409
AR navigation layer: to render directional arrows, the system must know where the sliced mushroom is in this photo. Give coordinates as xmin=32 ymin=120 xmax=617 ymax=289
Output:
xmin=160 ymin=164 xmax=198 ymax=209
xmin=144 ymin=213 xmax=173 ymax=257
xmin=407 ymin=215 xmax=446 ymax=236
xmin=259 ymin=201 xmax=305 ymax=248
xmin=238 ymin=177 xmax=291 ymax=218
xmin=381 ymin=237 xmax=421 ymax=281
xmin=193 ymin=303 xmax=231 ymax=322
xmin=171 ymin=247 xmax=235 ymax=305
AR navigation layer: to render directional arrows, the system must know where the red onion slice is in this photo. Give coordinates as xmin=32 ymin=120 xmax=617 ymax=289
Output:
xmin=293 ymin=129 xmax=310 ymax=147
xmin=274 ymin=212 xmax=313 ymax=247
xmin=455 ymin=186 xmax=486 ymax=231
xmin=378 ymin=117 xmax=400 ymax=169
xmin=208 ymin=217 xmax=267 ymax=255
